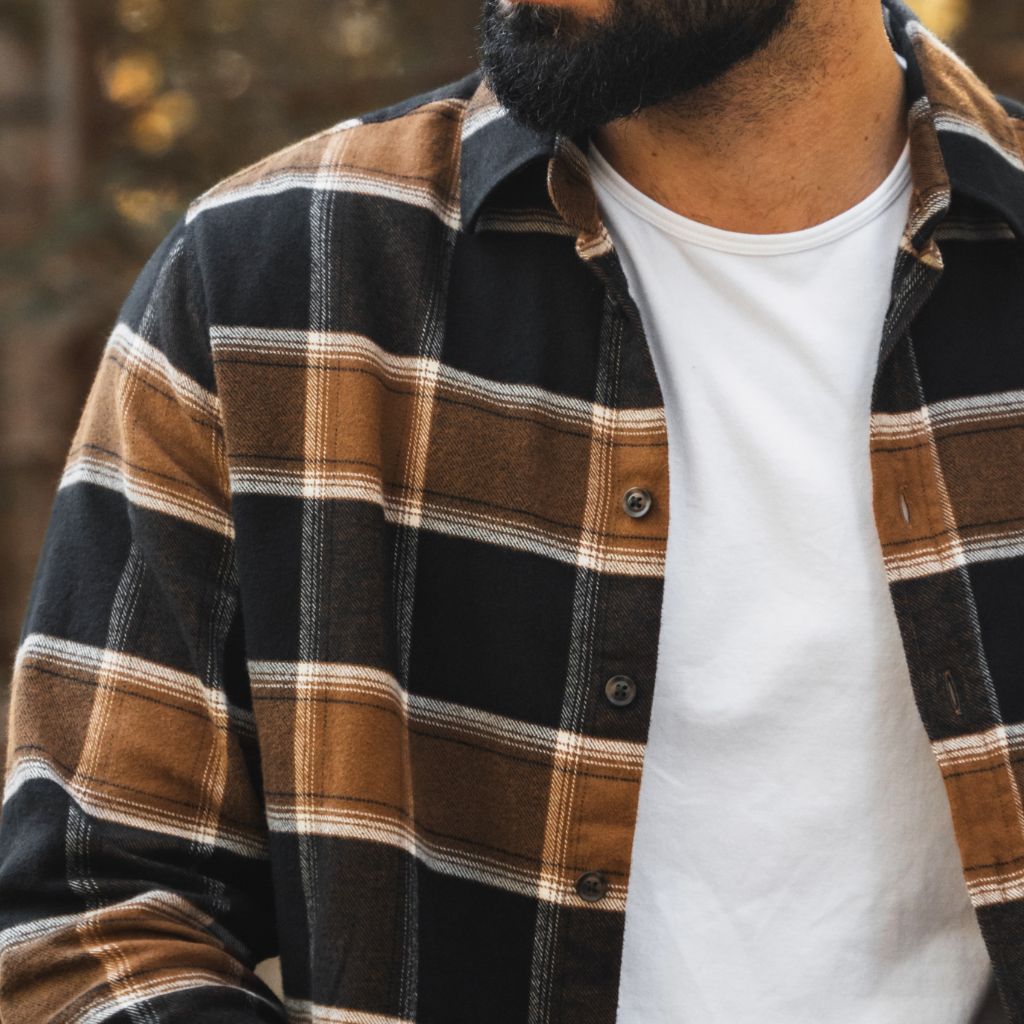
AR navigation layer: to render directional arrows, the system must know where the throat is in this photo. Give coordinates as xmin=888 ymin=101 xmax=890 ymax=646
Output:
xmin=590 ymin=1 xmax=910 ymax=235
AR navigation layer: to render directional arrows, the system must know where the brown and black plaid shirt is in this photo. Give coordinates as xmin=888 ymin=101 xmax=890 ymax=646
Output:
xmin=4 ymin=0 xmax=1024 ymax=1020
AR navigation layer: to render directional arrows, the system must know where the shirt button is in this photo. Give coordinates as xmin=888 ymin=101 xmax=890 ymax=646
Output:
xmin=622 ymin=487 xmax=652 ymax=518
xmin=604 ymin=674 xmax=637 ymax=707
xmin=576 ymin=870 xmax=609 ymax=902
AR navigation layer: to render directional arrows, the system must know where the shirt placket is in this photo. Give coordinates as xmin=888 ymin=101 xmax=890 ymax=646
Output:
xmin=530 ymin=135 xmax=671 ymax=1024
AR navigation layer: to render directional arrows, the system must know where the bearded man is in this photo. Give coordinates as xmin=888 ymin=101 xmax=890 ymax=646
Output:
xmin=2 ymin=0 xmax=1023 ymax=1021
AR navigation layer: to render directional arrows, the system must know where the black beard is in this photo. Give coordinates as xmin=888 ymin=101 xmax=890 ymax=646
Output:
xmin=477 ymin=0 xmax=798 ymax=138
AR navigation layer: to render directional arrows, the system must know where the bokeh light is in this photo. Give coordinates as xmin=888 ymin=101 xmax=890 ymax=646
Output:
xmin=330 ymin=0 xmax=393 ymax=59
xmin=110 ymin=184 xmax=182 ymax=226
xmin=117 ymin=0 xmax=165 ymax=34
xmin=211 ymin=49 xmax=253 ymax=99
xmin=130 ymin=89 xmax=198 ymax=154
xmin=915 ymin=0 xmax=969 ymax=39
xmin=99 ymin=50 xmax=164 ymax=107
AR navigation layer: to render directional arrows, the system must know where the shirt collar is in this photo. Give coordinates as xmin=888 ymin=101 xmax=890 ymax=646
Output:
xmin=459 ymin=0 xmax=1024 ymax=260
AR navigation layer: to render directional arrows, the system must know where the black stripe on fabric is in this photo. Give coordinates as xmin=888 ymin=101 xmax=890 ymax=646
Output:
xmin=911 ymin=222 xmax=1024 ymax=400
xmin=328 ymin=200 xmax=458 ymax=357
xmin=553 ymin=898 xmax=626 ymax=1024
xmin=941 ymin=132 xmax=1024 ymax=243
xmin=0 ymin=782 xmax=92 ymax=930
xmin=358 ymin=69 xmax=481 ymax=126
xmin=891 ymin=571 xmax=1002 ymax=741
xmin=20 ymin=485 xmax=233 ymax=683
xmin=589 ymin=572 xmax=665 ymax=746
xmin=444 ymin=227 xmax=605 ymax=401
xmin=193 ymin=191 xmax=314 ymax=333
xmin=196 ymin=197 xmax=465 ymax=356
xmin=409 ymin=529 xmax=578 ymax=729
xmin=602 ymin=277 xmax=668 ymax=411
xmin=977 ymin=901 xmax=1024 ymax=1024
xmin=967 ymin=556 xmax=1024 ymax=724
xmin=415 ymin=859 xmax=540 ymax=1024
xmin=232 ymin=495 xmax=397 ymax=666
xmin=117 ymin=214 xmax=219 ymax=394
xmin=869 ymin=333 xmax=930 ymax=415
xmin=0 ymin=779 xmax=276 ymax=954
xmin=266 ymin=832 xmax=539 ymax=1024
xmin=97 ymin=992 xmax=284 ymax=1024
xmin=19 ymin=482 xmax=134 ymax=649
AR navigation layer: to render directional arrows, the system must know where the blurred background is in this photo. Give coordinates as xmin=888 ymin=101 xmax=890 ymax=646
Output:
xmin=0 ymin=0 xmax=1022 ymax=756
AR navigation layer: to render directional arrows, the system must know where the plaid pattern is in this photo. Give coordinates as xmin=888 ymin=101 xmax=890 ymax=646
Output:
xmin=3 ymin=0 xmax=1024 ymax=1020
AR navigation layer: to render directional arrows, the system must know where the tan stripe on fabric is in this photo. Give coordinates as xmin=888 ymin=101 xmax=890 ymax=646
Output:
xmin=547 ymin=137 xmax=614 ymax=261
xmin=554 ymin=734 xmax=643 ymax=909
xmin=263 ymin=675 xmax=539 ymax=852
xmin=870 ymin=409 xmax=961 ymax=579
xmin=933 ymin=728 xmax=1024 ymax=907
xmin=424 ymin=382 xmax=593 ymax=551
xmin=1 ymin=923 xmax=111 ymax=1024
xmin=252 ymin=664 xmax=642 ymax=906
xmin=194 ymin=97 xmax=465 ymax=224
xmin=904 ymin=96 xmax=951 ymax=267
xmin=910 ymin=24 xmax=1023 ymax=162
xmin=6 ymin=644 xmax=96 ymax=780
xmin=65 ymin=341 xmax=232 ymax=536
xmin=195 ymin=125 xmax=338 ymax=199
xmin=0 ymin=893 xmax=253 ymax=1023
xmin=8 ymin=637 xmax=264 ymax=852
xmin=933 ymin=407 xmax=1024 ymax=545
xmin=214 ymin=331 xmax=668 ymax=576
xmin=872 ymin=397 xmax=1024 ymax=579
xmin=599 ymin=406 xmax=669 ymax=566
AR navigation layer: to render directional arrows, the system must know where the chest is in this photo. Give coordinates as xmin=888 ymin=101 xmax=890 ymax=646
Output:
xmin=212 ymin=218 xmax=1024 ymax=1014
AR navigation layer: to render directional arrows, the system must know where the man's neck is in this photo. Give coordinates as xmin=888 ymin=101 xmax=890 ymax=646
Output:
xmin=591 ymin=0 xmax=909 ymax=234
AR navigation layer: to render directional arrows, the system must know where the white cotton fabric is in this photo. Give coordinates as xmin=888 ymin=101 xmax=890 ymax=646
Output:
xmin=587 ymin=100 xmax=1007 ymax=1024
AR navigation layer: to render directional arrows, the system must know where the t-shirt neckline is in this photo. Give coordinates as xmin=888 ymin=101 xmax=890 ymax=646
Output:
xmin=586 ymin=47 xmax=914 ymax=256
xmin=587 ymin=137 xmax=912 ymax=256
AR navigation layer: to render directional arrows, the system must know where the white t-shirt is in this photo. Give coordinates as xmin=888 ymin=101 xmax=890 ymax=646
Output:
xmin=587 ymin=125 xmax=1008 ymax=1022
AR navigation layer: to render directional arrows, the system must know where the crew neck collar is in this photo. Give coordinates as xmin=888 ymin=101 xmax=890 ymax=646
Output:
xmin=586 ymin=137 xmax=912 ymax=256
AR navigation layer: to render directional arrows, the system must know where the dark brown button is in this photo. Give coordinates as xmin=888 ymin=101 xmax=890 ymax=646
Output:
xmin=604 ymin=674 xmax=637 ymax=707
xmin=576 ymin=871 xmax=609 ymax=902
xmin=622 ymin=487 xmax=652 ymax=518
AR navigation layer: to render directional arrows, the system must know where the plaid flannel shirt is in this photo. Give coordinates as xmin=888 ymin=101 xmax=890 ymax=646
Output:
xmin=4 ymin=0 xmax=1024 ymax=1020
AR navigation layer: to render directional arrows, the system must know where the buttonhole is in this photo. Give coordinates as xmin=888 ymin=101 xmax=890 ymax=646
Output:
xmin=942 ymin=669 xmax=962 ymax=717
xmin=898 ymin=487 xmax=911 ymax=524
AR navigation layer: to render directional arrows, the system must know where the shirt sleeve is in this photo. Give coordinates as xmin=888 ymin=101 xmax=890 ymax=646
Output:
xmin=0 ymin=215 xmax=286 ymax=1023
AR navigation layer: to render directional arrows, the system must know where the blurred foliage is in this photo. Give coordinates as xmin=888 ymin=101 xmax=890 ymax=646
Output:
xmin=84 ymin=0 xmax=481 ymax=223
xmin=0 ymin=0 xmax=481 ymax=329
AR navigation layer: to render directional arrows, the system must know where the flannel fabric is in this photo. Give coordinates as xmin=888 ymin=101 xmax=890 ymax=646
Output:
xmin=3 ymin=0 xmax=1024 ymax=1020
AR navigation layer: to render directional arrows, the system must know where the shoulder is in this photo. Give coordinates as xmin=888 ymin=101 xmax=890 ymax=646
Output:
xmin=175 ymin=69 xmax=484 ymax=324
xmin=183 ymin=72 xmax=479 ymax=239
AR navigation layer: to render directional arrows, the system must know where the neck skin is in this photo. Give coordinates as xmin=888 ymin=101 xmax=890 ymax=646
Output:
xmin=591 ymin=0 xmax=909 ymax=234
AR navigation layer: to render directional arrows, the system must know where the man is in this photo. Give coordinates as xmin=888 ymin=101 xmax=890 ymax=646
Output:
xmin=1 ymin=0 xmax=1023 ymax=1019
